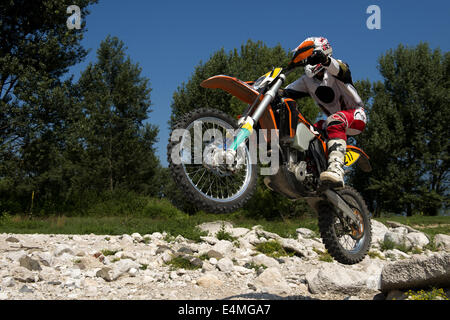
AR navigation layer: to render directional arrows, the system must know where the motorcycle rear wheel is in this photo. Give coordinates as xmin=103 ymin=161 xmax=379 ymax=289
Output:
xmin=318 ymin=186 xmax=372 ymax=265
xmin=167 ymin=108 xmax=258 ymax=213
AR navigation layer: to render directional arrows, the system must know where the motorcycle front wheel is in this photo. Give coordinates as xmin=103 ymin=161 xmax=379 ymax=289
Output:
xmin=318 ymin=186 xmax=372 ymax=265
xmin=167 ymin=108 xmax=258 ymax=213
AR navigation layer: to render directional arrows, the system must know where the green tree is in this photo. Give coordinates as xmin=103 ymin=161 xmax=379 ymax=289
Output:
xmin=76 ymin=36 xmax=160 ymax=197
xmin=350 ymin=43 xmax=449 ymax=216
xmin=0 ymin=0 xmax=98 ymax=213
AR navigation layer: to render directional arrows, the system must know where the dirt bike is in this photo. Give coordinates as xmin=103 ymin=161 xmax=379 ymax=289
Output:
xmin=167 ymin=44 xmax=373 ymax=265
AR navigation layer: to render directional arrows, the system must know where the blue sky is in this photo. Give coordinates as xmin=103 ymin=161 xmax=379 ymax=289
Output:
xmin=68 ymin=0 xmax=450 ymax=166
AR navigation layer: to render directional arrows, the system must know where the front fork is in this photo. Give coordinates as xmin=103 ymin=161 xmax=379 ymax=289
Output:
xmin=323 ymin=189 xmax=362 ymax=230
xmin=229 ymin=75 xmax=286 ymax=152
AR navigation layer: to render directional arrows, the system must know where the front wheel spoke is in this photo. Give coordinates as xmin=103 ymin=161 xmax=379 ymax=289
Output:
xmin=182 ymin=117 xmax=251 ymax=201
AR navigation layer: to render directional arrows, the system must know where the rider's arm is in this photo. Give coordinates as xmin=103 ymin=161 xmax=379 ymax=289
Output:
xmin=282 ymin=76 xmax=310 ymax=100
xmin=323 ymin=57 xmax=354 ymax=85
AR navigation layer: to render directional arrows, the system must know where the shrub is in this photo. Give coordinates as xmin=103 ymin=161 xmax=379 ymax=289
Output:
xmin=405 ymin=288 xmax=449 ymax=300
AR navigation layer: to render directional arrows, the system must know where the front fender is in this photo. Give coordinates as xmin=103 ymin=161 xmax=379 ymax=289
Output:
xmin=200 ymin=75 xmax=260 ymax=105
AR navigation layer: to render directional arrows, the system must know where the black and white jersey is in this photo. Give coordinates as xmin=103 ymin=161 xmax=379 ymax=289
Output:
xmin=284 ymin=57 xmax=364 ymax=116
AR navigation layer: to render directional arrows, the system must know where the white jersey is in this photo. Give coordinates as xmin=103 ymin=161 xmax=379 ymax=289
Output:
xmin=284 ymin=57 xmax=363 ymax=116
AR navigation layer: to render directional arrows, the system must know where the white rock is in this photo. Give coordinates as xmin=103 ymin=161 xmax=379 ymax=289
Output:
xmin=237 ymin=238 xmax=254 ymax=250
xmin=54 ymin=244 xmax=74 ymax=256
xmin=151 ymin=232 xmax=164 ymax=240
xmin=196 ymin=273 xmax=223 ymax=288
xmin=296 ymin=228 xmax=315 ymax=238
xmin=0 ymin=292 xmax=9 ymax=300
xmin=85 ymin=285 xmax=97 ymax=297
xmin=251 ymin=254 xmax=280 ymax=269
xmin=129 ymin=268 xmax=138 ymax=277
xmin=161 ymin=251 xmax=173 ymax=263
xmin=11 ymin=266 xmax=37 ymax=283
xmin=371 ymin=220 xmax=390 ymax=245
xmin=385 ymin=249 xmax=410 ymax=260
xmin=209 ymin=258 xmax=217 ymax=265
xmin=384 ymin=231 xmax=407 ymax=247
xmin=391 ymin=227 xmax=408 ymax=235
xmin=6 ymin=250 xmax=27 ymax=262
xmin=202 ymin=262 xmax=215 ymax=272
xmin=233 ymin=266 xmax=253 ymax=275
xmin=217 ymin=257 xmax=234 ymax=273
xmin=72 ymin=235 xmax=83 ymax=242
xmin=121 ymin=251 xmax=137 ymax=260
xmin=211 ymin=240 xmax=234 ymax=256
xmin=405 ymin=232 xmax=429 ymax=249
xmin=131 ymin=233 xmax=143 ymax=242
xmin=229 ymin=227 xmax=250 ymax=238
xmin=306 ymin=263 xmax=371 ymax=295
xmin=242 ymin=231 xmax=261 ymax=245
xmin=200 ymin=236 xmax=218 ymax=245
xmin=280 ymin=238 xmax=308 ymax=257
xmin=435 ymin=234 xmax=450 ymax=252
xmin=253 ymin=267 xmax=290 ymax=294
xmin=111 ymin=259 xmax=140 ymax=280
xmin=2 ymin=276 xmax=15 ymax=287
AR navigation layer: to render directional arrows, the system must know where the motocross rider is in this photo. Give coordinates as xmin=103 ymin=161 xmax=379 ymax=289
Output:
xmin=281 ymin=37 xmax=367 ymax=187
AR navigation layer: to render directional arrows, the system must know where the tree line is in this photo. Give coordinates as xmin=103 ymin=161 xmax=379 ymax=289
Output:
xmin=1 ymin=1 xmax=448 ymax=217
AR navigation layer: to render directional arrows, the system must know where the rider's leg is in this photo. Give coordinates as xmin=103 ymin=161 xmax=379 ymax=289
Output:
xmin=320 ymin=108 xmax=366 ymax=186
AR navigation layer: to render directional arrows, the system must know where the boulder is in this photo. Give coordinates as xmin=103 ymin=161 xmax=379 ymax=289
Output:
xmin=196 ymin=273 xmax=223 ymax=288
xmin=384 ymin=231 xmax=406 ymax=248
xmin=111 ymin=259 xmax=140 ymax=280
xmin=405 ymin=232 xmax=429 ymax=249
xmin=280 ymin=238 xmax=308 ymax=257
xmin=211 ymin=240 xmax=234 ymax=256
xmin=306 ymin=263 xmax=373 ymax=295
xmin=251 ymin=254 xmax=280 ymax=269
xmin=206 ymin=250 xmax=223 ymax=260
xmin=371 ymin=220 xmax=390 ymax=245
xmin=380 ymin=252 xmax=450 ymax=292
xmin=11 ymin=266 xmax=38 ymax=283
xmin=131 ymin=233 xmax=143 ymax=243
xmin=96 ymin=267 xmax=114 ymax=282
xmin=253 ymin=267 xmax=290 ymax=294
xmin=54 ymin=244 xmax=74 ymax=256
xmin=434 ymin=234 xmax=450 ymax=252
xmin=216 ymin=257 xmax=234 ymax=273
xmin=296 ymin=228 xmax=316 ymax=238
xmin=19 ymin=256 xmax=42 ymax=271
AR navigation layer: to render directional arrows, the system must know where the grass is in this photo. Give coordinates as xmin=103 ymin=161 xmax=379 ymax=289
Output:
xmin=100 ymin=249 xmax=118 ymax=256
xmin=254 ymin=240 xmax=295 ymax=258
xmin=312 ymin=248 xmax=334 ymax=262
xmin=0 ymin=200 xmax=448 ymax=244
xmin=166 ymin=256 xmax=201 ymax=270
xmin=0 ymin=209 xmax=320 ymax=242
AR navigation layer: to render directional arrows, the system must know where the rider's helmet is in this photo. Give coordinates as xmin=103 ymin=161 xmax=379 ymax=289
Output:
xmin=292 ymin=37 xmax=333 ymax=78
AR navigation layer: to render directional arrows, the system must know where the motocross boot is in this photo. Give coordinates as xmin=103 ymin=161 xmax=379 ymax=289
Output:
xmin=320 ymin=138 xmax=346 ymax=188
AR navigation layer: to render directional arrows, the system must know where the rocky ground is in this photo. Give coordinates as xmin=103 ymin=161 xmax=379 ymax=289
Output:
xmin=0 ymin=220 xmax=449 ymax=300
